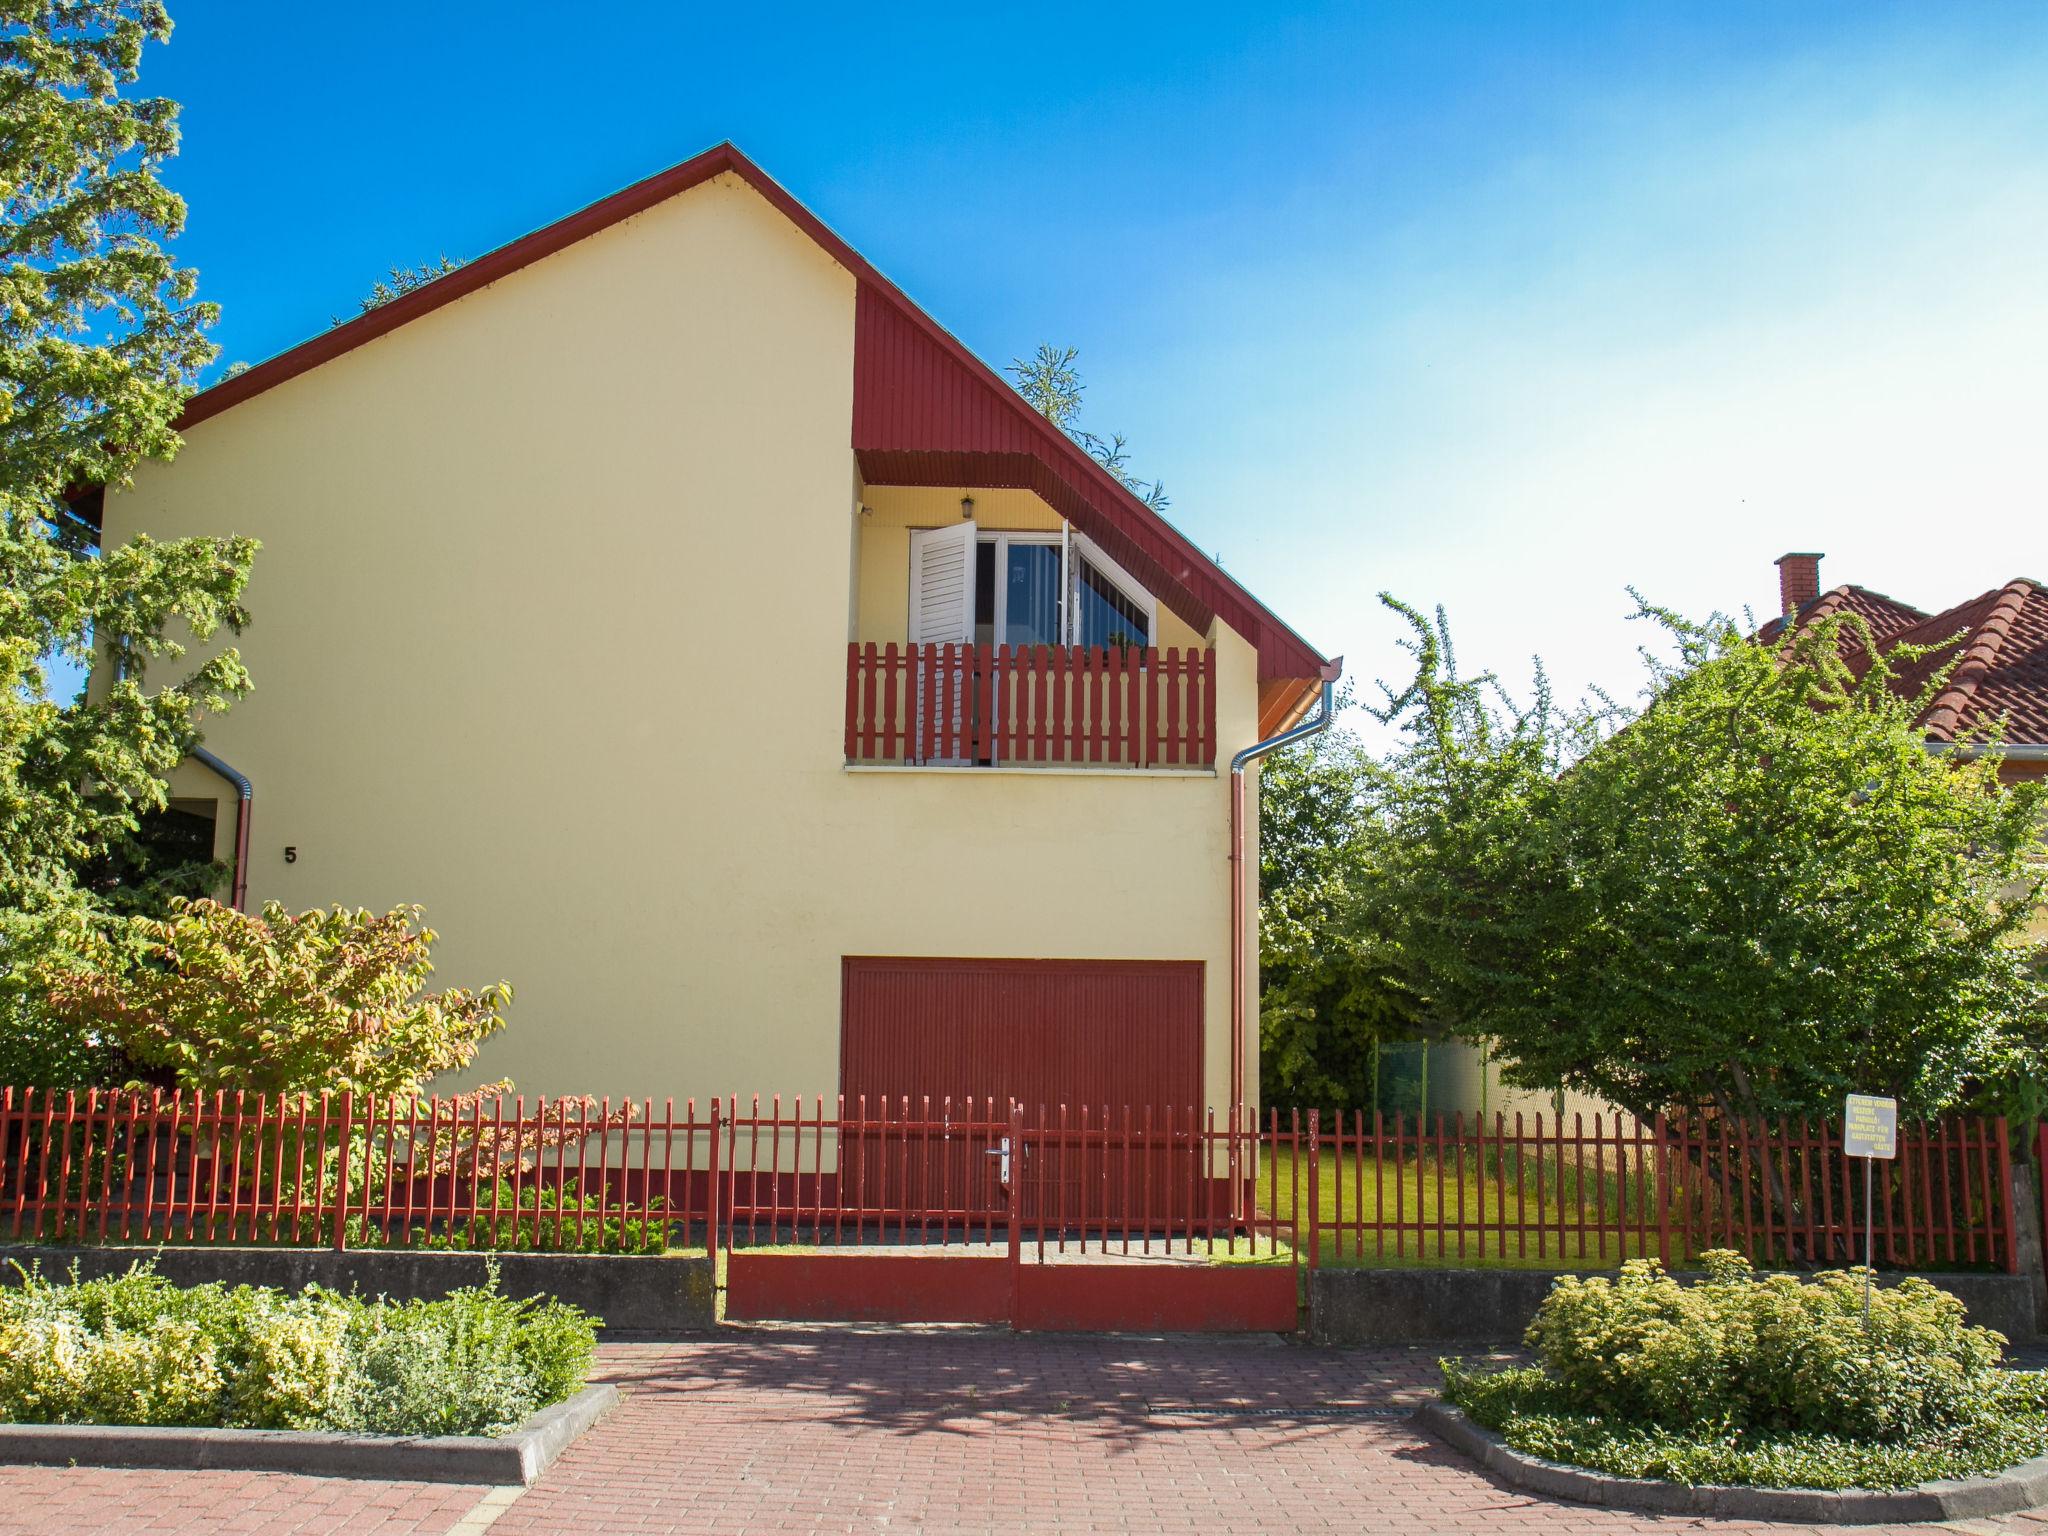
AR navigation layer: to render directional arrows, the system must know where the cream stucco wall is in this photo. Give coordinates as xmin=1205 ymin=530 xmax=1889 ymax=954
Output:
xmin=109 ymin=173 xmax=1267 ymax=1113
xmin=1412 ymin=1039 xmax=1622 ymax=1126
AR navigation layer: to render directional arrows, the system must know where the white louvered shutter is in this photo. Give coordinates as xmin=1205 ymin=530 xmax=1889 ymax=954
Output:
xmin=908 ymin=521 xmax=977 ymax=762
xmin=909 ymin=521 xmax=976 ymax=645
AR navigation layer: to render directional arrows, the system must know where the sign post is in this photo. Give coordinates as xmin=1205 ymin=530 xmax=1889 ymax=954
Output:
xmin=1843 ymin=1093 xmax=1898 ymax=1323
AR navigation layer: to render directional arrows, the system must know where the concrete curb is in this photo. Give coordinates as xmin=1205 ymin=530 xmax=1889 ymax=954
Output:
xmin=0 ymin=1383 xmax=617 ymax=1486
xmin=1416 ymin=1400 xmax=2048 ymax=1524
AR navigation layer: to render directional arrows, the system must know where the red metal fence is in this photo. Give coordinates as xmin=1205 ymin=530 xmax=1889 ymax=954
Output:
xmin=844 ymin=642 xmax=1218 ymax=768
xmin=0 ymin=1086 xmax=696 ymax=1252
xmin=720 ymin=1096 xmax=1284 ymax=1257
xmin=0 ymin=1088 xmax=2022 ymax=1275
xmin=1300 ymin=1109 xmax=2019 ymax=1272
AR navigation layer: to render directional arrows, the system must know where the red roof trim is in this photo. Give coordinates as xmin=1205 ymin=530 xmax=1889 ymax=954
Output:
xmin=174 ymin=141 xmax=1330 ymax=683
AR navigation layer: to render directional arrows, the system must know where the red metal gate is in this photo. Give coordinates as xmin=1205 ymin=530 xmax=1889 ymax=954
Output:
xmin=720 ymin=1098 xmax=1299 ymax=1332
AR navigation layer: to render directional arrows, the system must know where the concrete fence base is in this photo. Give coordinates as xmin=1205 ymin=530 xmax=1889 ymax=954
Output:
xmin=5 ymin=1243 xmax=2032 ymax=1345
xmin=1310 ymin=1266 xmax=2040 ymax=1346
xmin=0 ymin=1245 xmax=716 ymax=1333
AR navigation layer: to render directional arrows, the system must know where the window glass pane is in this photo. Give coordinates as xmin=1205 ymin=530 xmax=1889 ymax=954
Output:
xmin=972 ymin=540 xmax=996 ymax=645
xmin=1004 ymin=543 xmax=1061 ymax=645
xmin=1077 ymin=557 xmax=1150 ymax=649
xmin=78 ymin=799 xmax=218 ymax=901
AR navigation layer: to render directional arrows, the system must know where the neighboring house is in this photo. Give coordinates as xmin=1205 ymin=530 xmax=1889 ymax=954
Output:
xmin=1430 ymin=552 xmax=2048 ymax=1125
xmin=90 ymin=143 xmax=1337 ymax=1115
xmin=1764 ymin=552 xmax=2048 ymax=782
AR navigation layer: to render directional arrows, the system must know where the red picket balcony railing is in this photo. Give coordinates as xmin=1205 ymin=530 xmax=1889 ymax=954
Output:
xmin=844 ymin=643 xmax=1217 ymax=768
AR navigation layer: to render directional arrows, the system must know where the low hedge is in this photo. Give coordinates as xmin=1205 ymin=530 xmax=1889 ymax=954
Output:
xmin=1442 ymin=1251 xmax=2048 ymax=1490
xmin=0 ymin=1259 xmax=596 ymax=1437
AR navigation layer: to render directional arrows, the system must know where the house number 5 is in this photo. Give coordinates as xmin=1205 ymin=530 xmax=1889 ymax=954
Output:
xmin=284 ymin=846 xmax=298 ymax=863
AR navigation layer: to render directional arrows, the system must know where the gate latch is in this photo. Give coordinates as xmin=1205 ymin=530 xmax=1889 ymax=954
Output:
xmin=985 ymin=1137 xmax=1011 ymax=1185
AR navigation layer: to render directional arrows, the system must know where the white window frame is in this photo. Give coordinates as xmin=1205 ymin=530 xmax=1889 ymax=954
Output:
xmin=923 ymin=523 xmax=1161 ymax=649
xmin=1068 ymin=531 xmax=1158 ymax=648
xmin=980 ymin=530 xmax=1064 ymax=645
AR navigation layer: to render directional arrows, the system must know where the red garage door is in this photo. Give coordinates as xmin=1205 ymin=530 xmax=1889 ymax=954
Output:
xmin=840 ymin=958 xmax=1204 ymax=1223
xmin=841 ymin=957 xmax=1203 ymax=1113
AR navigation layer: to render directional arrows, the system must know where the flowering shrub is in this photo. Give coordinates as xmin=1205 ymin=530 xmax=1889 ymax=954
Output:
xmin=0 ymin=1308 xmax=221 ymax=1426
xmin=1442 ymin=1252 xmax=2047 ymax=1489
xmin=0 ymin=1261 xmax=595 ymax=1437
xmin=41 ymin=899 xmax=511 ymax=1096
xmin=396 ymin=1088 xmax=639 ymax=1178
xmin=231 ymin=1289 xmax=353 ymax=1429
xmin=1523 ymin=1251 xmax=2004 ymax=1440
xmin=420 ymin=1180 xmax=673 ymax=1255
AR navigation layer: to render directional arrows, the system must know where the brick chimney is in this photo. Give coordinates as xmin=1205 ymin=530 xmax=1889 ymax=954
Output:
xmin=1775 ymin=552 xmax=1824 ymax=616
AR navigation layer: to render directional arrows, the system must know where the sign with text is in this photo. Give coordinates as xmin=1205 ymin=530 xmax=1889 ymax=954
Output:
xmin=1843 ymin=1094 xmax=1898 ymax=1160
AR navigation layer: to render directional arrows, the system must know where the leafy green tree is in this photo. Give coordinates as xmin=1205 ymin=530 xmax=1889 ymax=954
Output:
xmin=1007 ymin=343 xmax=1169 ymax=511
xmin=1373 ymin=594 xmax=2046 ymax=1123
xmin=42 ymin=899 xmax=512 ymax=1096
xmin=1257 ymin=695 xmax=1430 ymax=1110
xmin=0 ymin=1 xmax=254 ymax=1085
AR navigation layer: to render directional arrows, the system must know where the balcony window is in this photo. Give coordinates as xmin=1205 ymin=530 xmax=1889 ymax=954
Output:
xmin=932 ymin=523 xmax=1156 ymax=653
xmin=1004 ymin=541 xmax=1064 ymax=646
xmin=973 ymin=535 xmax=1065 ymax=647
xmin=1076 ymin=556 xmax=1151 ymax=650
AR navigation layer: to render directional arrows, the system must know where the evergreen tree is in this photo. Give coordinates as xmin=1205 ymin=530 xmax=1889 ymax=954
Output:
xmin=0 ymin=2 xmax=255 ymax=1084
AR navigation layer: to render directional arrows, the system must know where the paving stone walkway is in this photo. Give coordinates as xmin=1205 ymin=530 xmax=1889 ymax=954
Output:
xmin=5 ymin=1329 xmax=2048 ymax=1535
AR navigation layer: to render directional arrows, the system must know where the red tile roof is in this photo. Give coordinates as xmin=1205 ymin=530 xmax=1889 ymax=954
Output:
xmin=1757 ymin=583 xmax=1926 ymax=643
xmin=1778 ymin=577 xmax=2048 ymax=745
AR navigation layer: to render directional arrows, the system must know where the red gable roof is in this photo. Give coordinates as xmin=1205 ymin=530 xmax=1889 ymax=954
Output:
xmin=1756 ymin=583 xmax=1926 ymax=644
xmin=175 ymin=141 xmax=1332 ymax=697
xmin=1775 ymin=575 xmax=2048 ymax=746
xmin=1887 ymin=580 xmax=2048 ymax=744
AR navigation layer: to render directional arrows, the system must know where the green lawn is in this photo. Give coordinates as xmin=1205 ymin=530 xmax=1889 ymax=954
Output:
xmin=1247 ymin=1144 xmax=1689 ymax=1271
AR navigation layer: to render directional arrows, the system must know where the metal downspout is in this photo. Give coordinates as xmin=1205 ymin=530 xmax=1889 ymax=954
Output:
xmin=190 ymin=746 xmax=252 ymax=911
xmin=1228 ymin=661 xmax=1341 ymax=1204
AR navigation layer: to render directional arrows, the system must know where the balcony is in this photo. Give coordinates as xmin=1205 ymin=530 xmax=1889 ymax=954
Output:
xmin=845 ymin=643 xmax=1217 ymax=769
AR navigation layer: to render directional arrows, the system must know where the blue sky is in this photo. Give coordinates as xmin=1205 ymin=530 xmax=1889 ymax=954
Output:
xmin=153 ymin=2 xmax=2048 ymax=734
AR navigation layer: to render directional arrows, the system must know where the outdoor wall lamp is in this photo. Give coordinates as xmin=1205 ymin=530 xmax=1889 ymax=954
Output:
xmin=960 ymin=495 xmax=975 ymax=520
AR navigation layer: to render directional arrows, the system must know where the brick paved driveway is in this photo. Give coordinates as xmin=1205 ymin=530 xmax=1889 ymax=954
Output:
xmin=6 ymin=1329 xmax=2048 ymax=1536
